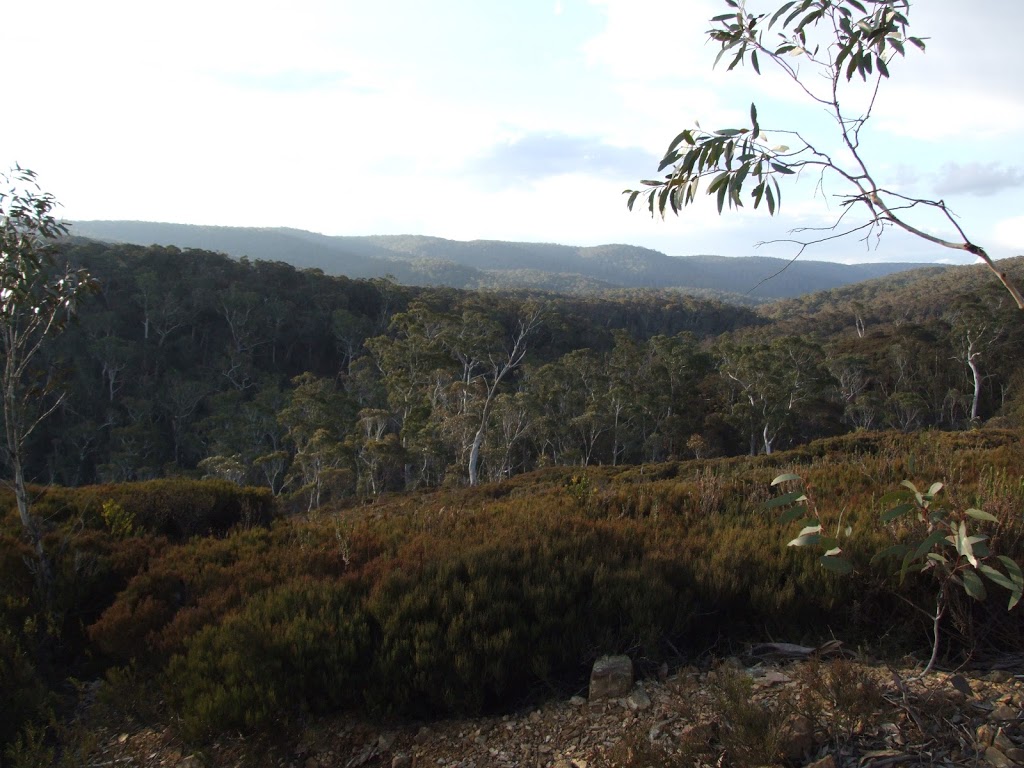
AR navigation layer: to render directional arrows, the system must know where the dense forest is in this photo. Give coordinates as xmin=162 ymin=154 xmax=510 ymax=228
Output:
xmin=23 ymin=239 xmax=1024 ymax=507
xmin=4 ymin=239 xmax=1024 ymax=764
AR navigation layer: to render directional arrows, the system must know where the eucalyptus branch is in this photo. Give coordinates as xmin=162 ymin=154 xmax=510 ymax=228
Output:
xmin=627 ymin=0 xmax=1022 ymax=307
xmin=868 ymin=191 xmax=1024 ymax=309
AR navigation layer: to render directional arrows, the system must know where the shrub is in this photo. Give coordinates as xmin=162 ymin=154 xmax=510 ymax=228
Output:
xmin=0 ymin=626 xmax=51 ymax=753
xmin=0 ymin=478 xmax=276 ymax=541
xmin=165 ymin=578 xmax=372 ymax=741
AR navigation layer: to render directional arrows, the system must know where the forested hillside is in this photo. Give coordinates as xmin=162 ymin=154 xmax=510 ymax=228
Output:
xmin=67 ymin=221 xmax=940 ymax=299
xmin=20 ymin=240 xmax=1023 ymax=509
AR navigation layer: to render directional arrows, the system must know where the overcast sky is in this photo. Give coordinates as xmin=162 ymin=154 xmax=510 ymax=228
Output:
xmin=3 ymin=0 xmax=1022 ymax=264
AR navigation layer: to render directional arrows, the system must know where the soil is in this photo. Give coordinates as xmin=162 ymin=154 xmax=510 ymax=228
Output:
xmin=79 ymin=657 xmax=1024 ymax=768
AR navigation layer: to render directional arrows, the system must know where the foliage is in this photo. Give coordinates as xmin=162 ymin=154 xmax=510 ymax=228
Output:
xmin=0 ymin=228 xmax=1015 ymax=496
xmin=100 ymin=499 xmax=135 ymax=539
xmin=0 ymin=166 xmax=95 ymax=584
xmin=626 ymin=1 xmax=1024 ymax=308
xmin=0 ymin=478 xmax=276 ymax=541
xmin=0 ymin=624 xmax=51 ymax=752
xmin=874 ymin=481 xmax=1023 ymax=609
xmin=768 ymin=472 xmax=1024 ymax=672
xmin=165 ymin=579 xmax=372 ymax=741
xmin=0 ymin=429 xmax=1022 ymax=750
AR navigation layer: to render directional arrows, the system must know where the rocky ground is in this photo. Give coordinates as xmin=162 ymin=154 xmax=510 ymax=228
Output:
xmin=80 ymin=654 xmax=1024 ymax=768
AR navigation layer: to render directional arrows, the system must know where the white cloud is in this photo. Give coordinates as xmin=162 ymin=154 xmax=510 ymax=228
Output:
xmin=993 ymin=216 xmax=1024 ymax=254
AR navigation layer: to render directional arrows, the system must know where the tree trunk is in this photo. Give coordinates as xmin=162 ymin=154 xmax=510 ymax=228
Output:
xmin=968 ymin=354 xmax=983 ymax=423
xmin=468 ymin=426 xmax=485 ymax=487
xmin=12 ymin=453 xmax=52 ymax=600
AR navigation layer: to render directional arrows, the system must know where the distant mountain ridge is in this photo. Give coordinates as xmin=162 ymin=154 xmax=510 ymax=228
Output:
xmin=68 ymin=220 xmax=945 ymax=300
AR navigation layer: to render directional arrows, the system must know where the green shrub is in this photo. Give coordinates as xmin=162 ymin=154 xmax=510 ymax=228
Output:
xmin=165 ymin=578 xmax=371 ymax=741
xmin=0 ymin=478 xmax=276 ymax=541
xmin=0 ymin=626 xmax=51 ymax=754
xmin=63 ymin=429 xmax=1024 ymax=739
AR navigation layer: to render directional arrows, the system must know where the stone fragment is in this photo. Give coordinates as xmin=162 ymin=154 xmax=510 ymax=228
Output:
xmin=589 ymin=655 xmax=633 ymax=701
xmin=626 ymin=685 xmax=652 ymax=711
xmin=995 ymin=730 xmax=1017 ymax=751
xmin=779 ymin=714 xmax=814 ymax=761
xmin=391 ymin=756 xmax=411 ymax=768
xmin=979 ymin=724 xmax=999 ymax=747
xmin=991 ymin=705 xmax=1021 ymax=722
xmin=806 ymin=756 xmax=836 ymax=768
xmin=985 ymin=747 xmax=1018 ymax=768
xmin=987 ymin=670 xmax=1015 ymax=684
xmin=762 ymin=670 xmax=792 ymax=685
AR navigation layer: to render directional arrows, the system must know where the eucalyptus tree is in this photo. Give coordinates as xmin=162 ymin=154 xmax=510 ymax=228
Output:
xmin=945 ymin=300 xmax=1005 ymax=423
xmin=278 ymin=373 xmax=355 ymax=510
xmin=627 ymin=0 xmax=1024 ymax=309
xmin=461 ymin=306 xmax=541 ymax=486
xmin=718 ymin=335 xmax=830 ymax=455
xmin=0 ymin=167 xmax=94 ymax=585
xmin=528 ymin=348 xmax=611 ymax=466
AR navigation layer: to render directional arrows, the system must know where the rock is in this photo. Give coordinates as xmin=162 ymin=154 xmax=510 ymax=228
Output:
xmin=391 ymin=756 xmax=411 ymax=768
xmin=991 ymin=705 xmax=1021 ymax=722
xmin=779 ymin=714 xmax=814 ymax=761
xmin=762 ymin=670 xmax=791 ymax=686
xmin=806 ymin=756 xmax=836 ymax=768
xmin=589 ymin=655 xmax=633 ymax=701
xmin=979 ymin=724 xmax=1000 ymax=747
xmin=985 ymin=747 xmax=1018 ymax=768
xmin=626 ymin=684 xmax=652 ymax=711
xmin=987 ymin=671 xmax=1015 ymax=684
xmin=995 ymin=730 xmax=1018 ymax=753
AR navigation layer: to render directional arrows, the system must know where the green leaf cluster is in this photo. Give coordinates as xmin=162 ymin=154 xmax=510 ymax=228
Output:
xmin=870 ymin=480 xmax=1024 ymax=610
xmin=626 ymin=109 xmax=786 ymax=218
xmin=766 ymin=470 xmax=1024 ymax=673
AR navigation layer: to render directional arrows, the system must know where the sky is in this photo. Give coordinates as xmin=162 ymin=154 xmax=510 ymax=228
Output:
xmin=2 ymin=0 xmax=1022 ymax=265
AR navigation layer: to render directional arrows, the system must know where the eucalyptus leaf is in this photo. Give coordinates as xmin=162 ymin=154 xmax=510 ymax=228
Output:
xmin=771 ymin=473 xmax=802 ymax=486
xmin=779 ymin=505 xmax=809 ymax=525
xmin=764 ymin=490 xmax=807 ymax=509
xmin=961 ymin=570 xmax=986 ymax=601
xmin=820 ymin=555 xmax=853 ymax=575
xmin=789 ymin=533 xmax=822 ymax=547
xmin=979 ymin=563 xmax=1016 ymax=593
xmin=966 ymin=508 xmax=998 ymax=523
